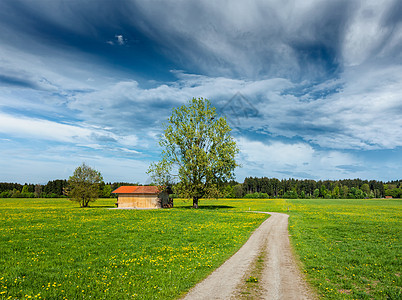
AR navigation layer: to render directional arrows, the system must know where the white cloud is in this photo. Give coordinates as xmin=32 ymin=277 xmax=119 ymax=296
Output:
xmin=119 ymin=135 xmax=138 ymax=147
xmin=1 ymin=0 xmax=402 ymax=182
xmin=238 ymin=138 xmax=315 ymax=168
xmin=0 ymin=45 xmax=96 ymax=91
xmin=131 ymin=0 xmax=355 ymax=79
xmin=0 ymin=113 xmax=92 ymax=143
xmin=68 ymin=65 xmax=402 ymax=151
xmin=343 ymin=0 xmax=396 ymax=66
xmin=1 ymin=0 xmax=401 ymax=153
xmin=0 ymin=144 xmax=150 ymax=183
xmin=0 ymin=112 xmax=140 ymax=153
xmin=236 ymin=137 xmax=358 ymax=180
xmin=115 ymin=34 xmax=125 ymax=45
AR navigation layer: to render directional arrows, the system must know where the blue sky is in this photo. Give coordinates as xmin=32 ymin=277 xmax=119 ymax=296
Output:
xmin=0 ymin=0 xmax=401 ymax=184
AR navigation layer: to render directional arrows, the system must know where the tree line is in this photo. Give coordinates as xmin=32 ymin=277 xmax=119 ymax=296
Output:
xmin=1 ymin=177 xmax=401 ymax=199
xmin=0 ymin=181 xmax=139 ymax=198
xmin=223 ymin=177 xmax=402 ymax=199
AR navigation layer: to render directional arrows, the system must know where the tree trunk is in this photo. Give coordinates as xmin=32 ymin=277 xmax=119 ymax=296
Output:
xmin=193 ymin=197 xmax=199 ymax=209
xmin=81 ymin=198 xmax=89 ymax=207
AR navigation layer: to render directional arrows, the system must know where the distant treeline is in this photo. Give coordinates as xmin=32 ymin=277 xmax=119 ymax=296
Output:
xmin=223 ymin=177 xmax=402 ymax=199
xmin=0 ymin=181 xmax=139 ymax=198
xmin=1 ymin=178 xmax=401 ymax=199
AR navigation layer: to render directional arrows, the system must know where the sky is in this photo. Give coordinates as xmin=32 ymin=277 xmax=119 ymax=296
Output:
xmin=0 ymin=0 xmax=401 ymax=184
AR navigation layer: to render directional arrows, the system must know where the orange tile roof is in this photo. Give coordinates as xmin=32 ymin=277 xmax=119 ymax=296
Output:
xmin=112 ymin=186 xmax=160 ymax=194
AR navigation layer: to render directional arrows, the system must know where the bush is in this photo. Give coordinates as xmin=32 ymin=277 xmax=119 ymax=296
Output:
xmin=0 ymin=191 xmax=10 ymax=198
xmin=244 ymin=192 xmax=269 ymax=199
xmin=283 ymin=190 xmax=298 ymax=199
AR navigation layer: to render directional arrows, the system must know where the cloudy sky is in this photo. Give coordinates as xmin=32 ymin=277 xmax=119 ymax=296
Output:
xmin=1 ymin=0 xmax=401 ymax=184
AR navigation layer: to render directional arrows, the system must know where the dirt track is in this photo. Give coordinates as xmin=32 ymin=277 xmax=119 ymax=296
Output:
xmin=182 ymin=212 xmax=315 ymax=300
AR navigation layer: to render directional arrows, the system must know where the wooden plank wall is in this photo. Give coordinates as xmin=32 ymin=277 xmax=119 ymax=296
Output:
xmin=118 ymin=194 xmax=160 ymax=208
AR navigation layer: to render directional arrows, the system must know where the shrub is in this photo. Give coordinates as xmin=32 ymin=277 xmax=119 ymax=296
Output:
xmin=244 ymin=192 xmax=269 ymax=199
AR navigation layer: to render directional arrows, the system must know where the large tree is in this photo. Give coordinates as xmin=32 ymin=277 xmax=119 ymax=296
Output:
xmin=68 ymin=163 xmax=103 ymax=207
xmin=148 ymin=97 xmax=239 ymax=208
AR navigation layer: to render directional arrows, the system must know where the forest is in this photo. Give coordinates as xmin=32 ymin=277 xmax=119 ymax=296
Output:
xmin=1 ymin=177 xmax=401 ymax=199
xmin=0 ymin=181 xmax=136 ymax=198
xmin=226 ymin=177 xmax=402 ymax=199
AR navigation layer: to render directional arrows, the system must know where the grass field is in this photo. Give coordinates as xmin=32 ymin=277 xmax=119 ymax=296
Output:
xmin=0 ymin=198 xmax=401 ymax=299
xmin=0 ymin=198 xmax=267 ymax=299
xmin=286 ymin=199 xmax=401 ymax=299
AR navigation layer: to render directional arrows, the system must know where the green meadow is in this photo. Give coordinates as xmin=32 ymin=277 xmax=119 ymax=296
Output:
xmin=0 ymin=199 xmax=267 ymax=299
xmin=0 ymin=198 xmax=401 ymax=299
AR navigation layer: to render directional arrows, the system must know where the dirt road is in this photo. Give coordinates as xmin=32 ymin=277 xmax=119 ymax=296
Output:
xmin=182 ymin=212 xmax=315 ymax=300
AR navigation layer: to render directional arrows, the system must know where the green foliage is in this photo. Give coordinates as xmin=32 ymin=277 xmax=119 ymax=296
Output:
xmin=233 ymin=184 xmax=244 ymax=198
xmin=283 ymin=190 xmax=298 ymax=199
xmin=34 ymin=184 xmax=42 ymax=198
xmin=361 ymin=183 xmax=370 ymax=195
xmin=239 ymin=177 xmax=394 ymax=199
xmin=21 ymin=185 xmax=29 ymax=194
xmin=102 ymin=184 xmax=112 ymax=198
xmin=340 ymin=185 xmax=349 ymax=198
xmin=320 ymin=185 xmax=327 ymax=198
xmin=1 ymin=178 xmax=399 ymax=200
xmin=0 ymin=182 xmax=135 ymax=198
xmin=43 ymin=179 xmax=68 ymax=197
xmin=332 ymin=185 xmax=340 ymax=198
xmin=148 ymin=97 xmax=239 ymax=208
xmin=385 ymin=185 xmax=402 ymax=198
xmin=348 ymin=187 xmax=365 ymax=199
xmin=67 ymin=163 xmax=103 ymax=207
xmin=223 ymin=185 xmax=235 ymax=198
xmin=244 ymin=192 xmax=269 ymax=199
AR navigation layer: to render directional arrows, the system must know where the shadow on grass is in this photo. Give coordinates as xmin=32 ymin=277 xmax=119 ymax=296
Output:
xmin=73 ymin=205 xmax=116 ymax=209
xmin=177 ymin=205 xmax=235 ymax=210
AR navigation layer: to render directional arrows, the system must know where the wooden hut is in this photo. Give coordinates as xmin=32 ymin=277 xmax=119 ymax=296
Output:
xmin=112 ymin=186 xmax=173 ymax=209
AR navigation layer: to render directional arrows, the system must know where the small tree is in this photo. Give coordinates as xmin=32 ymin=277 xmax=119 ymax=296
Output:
xmin=34 ymin=184 xmax=42 ymax=198
xmin=148 ymin=97 xmax=239 ymax=208
xmin=103 ymin=185 xmax=112 ymax=198
xmin=68 ymin=163 xmax=103 ymax=207
xmin=21 ymin=185 xmax=29 ymax=194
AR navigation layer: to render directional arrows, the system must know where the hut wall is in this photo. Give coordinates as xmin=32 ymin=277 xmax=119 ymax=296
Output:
xmin=117 ymin=193 xmax=161 ymax=208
